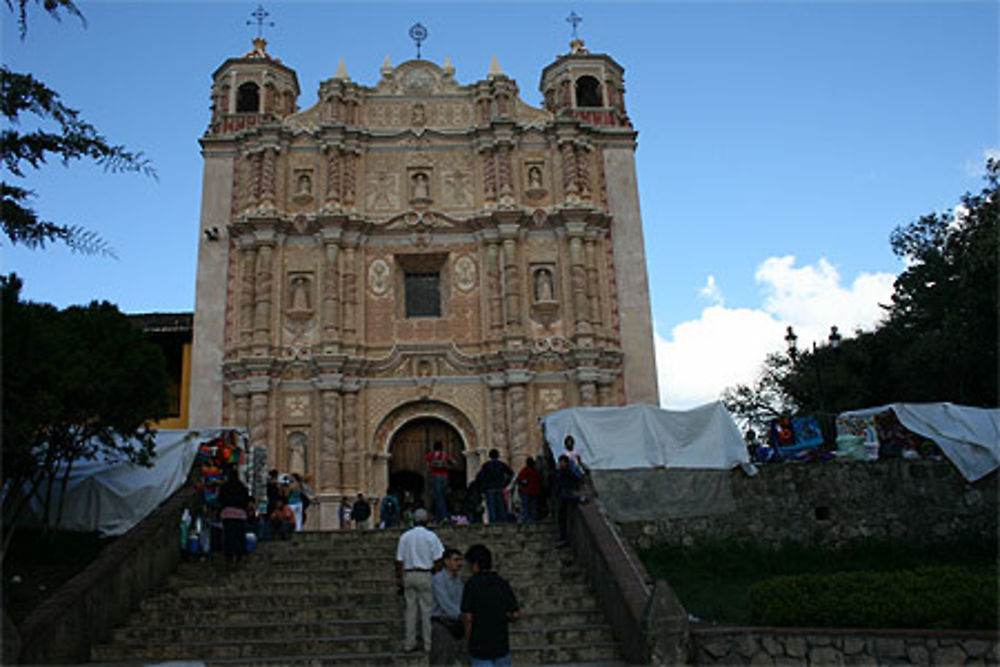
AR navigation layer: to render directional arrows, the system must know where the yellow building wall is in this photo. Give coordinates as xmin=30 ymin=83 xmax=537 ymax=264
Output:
xmin=150 ymin=342 xmax=192 ymax=430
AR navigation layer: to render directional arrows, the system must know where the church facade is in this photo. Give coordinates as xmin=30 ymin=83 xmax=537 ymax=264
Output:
xmin=189 ymin=36 xmax=658 ymax=527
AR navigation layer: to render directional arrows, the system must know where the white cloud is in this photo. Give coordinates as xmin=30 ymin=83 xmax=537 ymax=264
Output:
xmin=964 ymin=147 xmax=999 ymax=177
xmin=698 ymin=274 xmax=723 ymax=305
xmin=656 ymin=256 xmax=895 ymax=409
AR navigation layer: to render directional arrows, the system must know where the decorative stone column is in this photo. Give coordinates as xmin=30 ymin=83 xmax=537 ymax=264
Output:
xmin=501 ymin=232 xmax=521 ymax=331
xmin=579 ymin=381 xmax=597 ymax=407
xmin=488 ymin=382 xmax=508 ymax=455
xmin=598 ymin=381 xmax=617 ymax=407
xmin=485 ymin=239 xmax=503 ymax=336
xmin=481 ymin=148 xmax=497 ymax=203
xmin=324 ymin=146 xmax=341 ymax=206
xmin=341 ymin=384 xmax=360 ymax=494
xmin=247 ymin=150 xmax=263 ymax=210
xmin=585 ymin=237 xmax=602 ymax=328
xmin=497 ymin=144 xmax=513 ymax=198
xmin=568 ymin=233 xmax=590 ymax=335
xmin=248 ymin=380 xmax=270 ymax=454
xmin=506 ymin=380 xmax=529 ymax=471
xmin=321 ymin=236 xmax=341 ymax=341
xmin=318 ymin=376 xmax=342 ymax=494
xmin=342 ymin=150 xmax=357 ymax=206
xmin=239 ymin=244 xmax=257 ymax=344
xmin=231 ymin=385 xmax=250 ymax=428
xmin=560 ymin=142 xmax=577 ymax=200
xmin=253 ymin=242 xmax=274 ymax=348
xmin=342 ymin=244 xmax=357 ymax=337
xmin=575 ymin=144 xmax=591 ymax=201
xmin=260 ymin=146 xmax=278 ymax=209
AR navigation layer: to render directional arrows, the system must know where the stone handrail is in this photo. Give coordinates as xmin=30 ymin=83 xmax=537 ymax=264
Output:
xmin=16 ymin=481 xmax=201 ymax=664
xmin=565 ymin=477 xmax=691 ymax=664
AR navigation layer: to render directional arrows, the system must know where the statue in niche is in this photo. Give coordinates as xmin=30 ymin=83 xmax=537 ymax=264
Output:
xmin=297 ymin=172 xmax=312 ymax=196
xmin=411 ymin=172 xmax=430 ymax=201
xmin=411 ymin=102 xmax=427 ymax=127
xmin=535 ymin=268 xmax=554 ymax=302
xmin=287 ymin=432 xmax=308 ymax=476
xmin=289 ymin=275 xmax=312 ymax=311
xmin=528 ymin=165 xmax=543 ymax=189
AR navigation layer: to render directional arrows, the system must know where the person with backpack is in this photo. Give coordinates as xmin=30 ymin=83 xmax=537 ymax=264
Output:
xmin=381 ymin=490 xmax=401 ymax=529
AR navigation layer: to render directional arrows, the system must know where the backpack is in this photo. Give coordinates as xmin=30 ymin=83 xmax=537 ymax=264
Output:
xmin=381 ymin=496 xmax=399 ymax=522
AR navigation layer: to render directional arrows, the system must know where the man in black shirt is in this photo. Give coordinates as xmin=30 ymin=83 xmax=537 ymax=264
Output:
xmin=475 ymin=449 xmax=513 ymax=523
xmin=461 ymin=543 xmax=520 ymax=666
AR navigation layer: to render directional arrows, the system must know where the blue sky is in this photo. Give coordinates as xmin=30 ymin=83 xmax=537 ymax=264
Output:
xmin=3 ymin=1 xmax=997 ymax=408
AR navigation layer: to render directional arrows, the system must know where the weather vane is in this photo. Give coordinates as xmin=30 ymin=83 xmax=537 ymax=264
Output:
xmin=409 ymin=22 xmax=428 ymax=59
xmin=566 ymin=11 xmax=582 ymax=40
xmin=247 ymin=5 xmax=274 ymax=40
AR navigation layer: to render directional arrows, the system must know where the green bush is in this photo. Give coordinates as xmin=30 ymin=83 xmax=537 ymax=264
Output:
xmin=749 ymin=566 xmax=997 ymax=629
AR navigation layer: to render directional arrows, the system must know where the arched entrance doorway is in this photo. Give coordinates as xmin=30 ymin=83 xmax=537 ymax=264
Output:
xmin=388 ymin=417 xmax=466 ymax=516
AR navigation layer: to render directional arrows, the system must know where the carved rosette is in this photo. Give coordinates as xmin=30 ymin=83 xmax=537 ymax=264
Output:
xmin=320 ymin=390 xmax=342 ymax=492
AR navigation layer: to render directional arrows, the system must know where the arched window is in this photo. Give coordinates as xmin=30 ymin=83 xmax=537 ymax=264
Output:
xmin=236 ymin=82 xmax=260 ymax=113
xmin=575 ymin=75 xmax=602 ymax=108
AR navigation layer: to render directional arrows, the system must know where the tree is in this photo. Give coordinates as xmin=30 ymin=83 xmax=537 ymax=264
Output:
xmin=1 ymin=275 xmax=170 ymax=550
xmin=2 ymin=0 xmax=155 ymax=256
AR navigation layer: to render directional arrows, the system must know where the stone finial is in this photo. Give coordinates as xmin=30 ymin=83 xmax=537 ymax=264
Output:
xmin=488 ymin=54 xmax=503 ymax=79
xmin=334 ymin=58 xmax=350 ymax=81
xmin=570 ymin=38 xmax=589 ymax=55
xmin=381 ymin=55 xmax=394 ymax=76
xmin=443 ymin=56 xmax=455 ymax=77
xmin=245 ymin=37 xmax=270 ymax=59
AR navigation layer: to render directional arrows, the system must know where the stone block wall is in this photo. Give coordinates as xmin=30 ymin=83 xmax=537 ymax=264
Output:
xmin=620 ymin=460 xmax=997 ymax=550
xmin=691 ymin=627 xmax=998 ymax=666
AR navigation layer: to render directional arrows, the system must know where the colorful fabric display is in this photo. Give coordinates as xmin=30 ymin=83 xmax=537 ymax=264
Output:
xmin=835 ymin=414 xmax=879 ymax=461
xmin=769 ymin=417 xmax=796 ymax=449
xmin=781 ymin=416 xmax=823 ymax=452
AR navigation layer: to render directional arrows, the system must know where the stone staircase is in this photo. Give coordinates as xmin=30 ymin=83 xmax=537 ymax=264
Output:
xmin=90 ymin=521 xmax=624 ymax=665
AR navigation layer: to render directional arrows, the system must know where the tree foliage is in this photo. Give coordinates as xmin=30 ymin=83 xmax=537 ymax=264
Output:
xmin=2 ymin=0 xmax=155 ymax=255
xmin=725 ymin=161 xmax=998 ymax=432
xmin=1 ymin=275 xmax=170 ymax=550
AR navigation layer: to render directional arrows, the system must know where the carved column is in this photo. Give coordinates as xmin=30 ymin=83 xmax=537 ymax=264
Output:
xmin=253 ymin=243 xmax=274 ymax=347
xmin=481 ymin=148 xmax=497 ymax=203
xmin=342 ymin=245 xmax=357 ymax=337
xmin=575 ymin=145 xmax=591 ymax=200
xmin=325 ymin=147 xmax=341 ymax=206
xmin=486 ymin=240 xmax=503 ymax=336
xmin=598 ymin=382 xmax=616 ymax=407
xmin=569 ymin=235 xmax=590 ymax=334
xmin=585 ymin=238 xmax=602 ymax=328
xmin=248 ymin=151 xmax=263 ymax=210
xmin=342 ymin=151 xmax=357 ymax=206
xmin=507 ymin=384 xmax=528 ymax=470
xmin=249 ymin=390 xmax=269 ymax=452
xmin=579 ymin=381 xmax=597 ymax=407
xmin=322 ymin=240 xmax=341 ymax=340
xmin=261 ymin=146 xmax=277 ymax=208
xmin=502 ymin=236 xmax=521 ymax=330
xmin=497 ymin=144 xmax=513 ymax=197
xmin=341 ymin=388 xmax=360 ymax=493
xmin=490 ymin=385 xmax=508 ymax=456
xmin=560 ymin=142 xmax=577 ymax=199
xmin=232 ymin=390 xmax=250 ymax=428
xmin=239 ymin=245 xmax=257 ymax=344
xmin=320 ymin=389 xmax=342 ymax=493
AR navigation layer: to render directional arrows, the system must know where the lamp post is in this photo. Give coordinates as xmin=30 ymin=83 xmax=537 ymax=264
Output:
xmin=785 ymin=325 xmax=843 ymax=446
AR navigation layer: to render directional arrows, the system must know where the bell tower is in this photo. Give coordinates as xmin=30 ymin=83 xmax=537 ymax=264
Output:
xmin=209 ymin=38 xmax=300 ymax=135
xmin=539 ymin=38 xmax=630 ymax=128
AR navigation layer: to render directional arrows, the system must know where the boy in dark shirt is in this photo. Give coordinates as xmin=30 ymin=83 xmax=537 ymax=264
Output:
xmin=461 ymin=543 xmax=520 ymax=666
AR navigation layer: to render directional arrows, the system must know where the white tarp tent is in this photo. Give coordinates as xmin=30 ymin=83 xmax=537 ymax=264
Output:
xmin=21 ymin=428 xmax=243 ymax=536
xmin=840 ymin=403 xmax=1000 ymax=482
xmin=540 ymin=401 xmax=750 ymax=470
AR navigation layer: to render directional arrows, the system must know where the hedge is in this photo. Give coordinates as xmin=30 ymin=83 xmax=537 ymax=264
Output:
xmin=749 ymin=566 xmax=997 ymax=629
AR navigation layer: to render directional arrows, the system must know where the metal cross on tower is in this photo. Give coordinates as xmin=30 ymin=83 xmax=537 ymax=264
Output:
xmin=247 ymin=5 xmax=274 ymax=40
xmin=566 ymin=11 xmax=583 ymax=40
xmin=409 ymin=22 xmax=428 ymax=59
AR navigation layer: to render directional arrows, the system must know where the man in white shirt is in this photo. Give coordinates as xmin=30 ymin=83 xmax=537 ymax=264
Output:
xmin=430 ymin=548 xmax=465 ymax=665
xmin=395 ymin=508 xmax=444 ymax=653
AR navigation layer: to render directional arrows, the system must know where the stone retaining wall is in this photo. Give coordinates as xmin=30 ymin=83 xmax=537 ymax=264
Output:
xmin=691 ymin=627 xmax=998 ymax=665
xmin=620 ymin=460 xmax=997 ymax=550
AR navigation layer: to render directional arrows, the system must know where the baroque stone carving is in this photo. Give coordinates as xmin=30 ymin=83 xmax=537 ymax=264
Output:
xmin=320 ymin=390 xmax=341 ymax=492
xmin=366 ymin=171 xmax=399 ymax=211
xmin=454 ymin=255 xmax=477 ymax=292
xmin=368 ymin=258 xmax=391 ymax=295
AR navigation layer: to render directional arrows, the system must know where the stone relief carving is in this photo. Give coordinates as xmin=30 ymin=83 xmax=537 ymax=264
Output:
xmin=410 ymin=171 xmax=431 ymax=203
xmin=287 ymin=430 xmax=308 ymax=476
xmin=368 ymin=258 xmax=391 ymax=296
xmin=534 ymin=267 xmax=555 ymax=302
xmin=537 ymin=387 xmax=564 ymax=413
xmin=285 ymin=393 xmax=310 ymax=420
xmin=454 ymin=255 xmax=477 ymax=292
xmin=366 ymin=171 xmax=399 ymax=211
xmin=286 ymin=273 xmax=314 ymax=316
xmin=443 ymin=170 xmax=472 ymax=207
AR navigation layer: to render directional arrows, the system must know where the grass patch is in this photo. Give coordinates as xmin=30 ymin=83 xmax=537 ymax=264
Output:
xmin=2 ymin=528 xmax=112 ymax=623
xmin=638 ymin=537 xmax=998 ymax=628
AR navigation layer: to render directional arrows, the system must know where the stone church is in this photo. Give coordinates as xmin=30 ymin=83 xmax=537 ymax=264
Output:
xmin=189 ymin=34 xmax=659 ymax=527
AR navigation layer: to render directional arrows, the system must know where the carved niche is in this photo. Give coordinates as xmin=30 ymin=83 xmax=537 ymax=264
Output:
xmin=529 ymin=264 xmax=560 ymax=328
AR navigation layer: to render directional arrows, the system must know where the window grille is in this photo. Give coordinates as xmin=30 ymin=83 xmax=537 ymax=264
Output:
xmin=404 ymin=272 xmax=441 ymax=317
